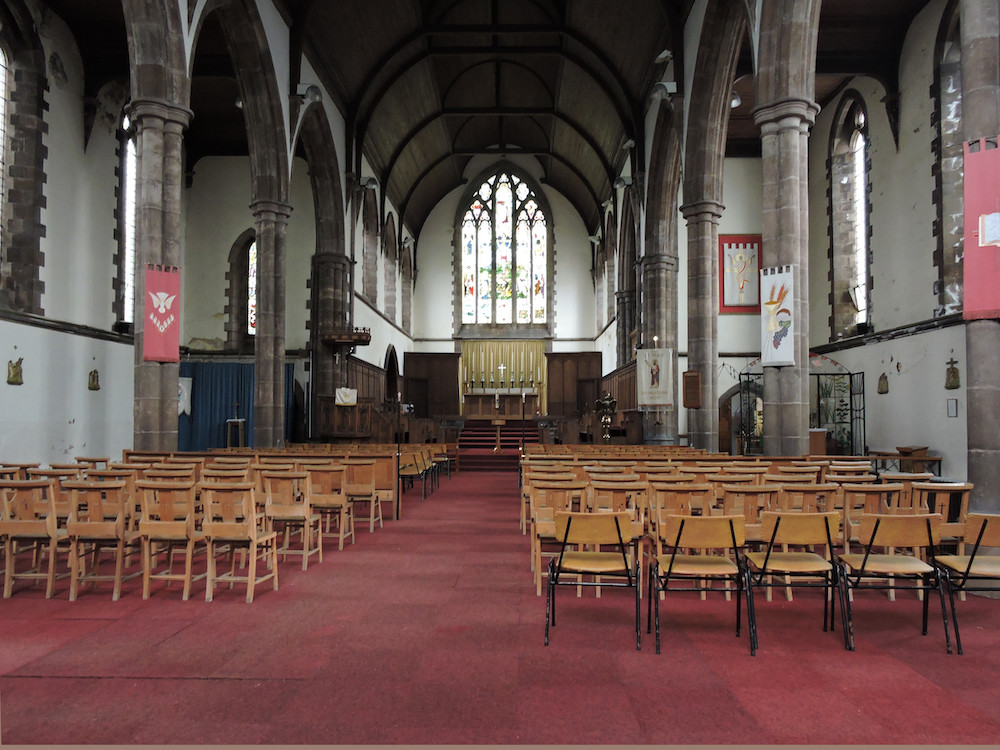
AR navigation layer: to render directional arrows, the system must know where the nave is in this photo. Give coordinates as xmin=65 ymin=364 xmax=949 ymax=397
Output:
xmin=2 ymin=469 xmax=1000 ymax=745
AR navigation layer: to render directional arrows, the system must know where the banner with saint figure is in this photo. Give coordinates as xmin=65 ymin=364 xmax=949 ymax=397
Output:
xmin=637 ymin=347 xmax=673 ymax=408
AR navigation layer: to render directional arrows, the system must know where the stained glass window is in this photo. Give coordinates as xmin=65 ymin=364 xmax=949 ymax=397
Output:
xmin=119 ymin=113 xmax=137 ymax=324
xmin=460 ymin=172 xmax=547 ymax=325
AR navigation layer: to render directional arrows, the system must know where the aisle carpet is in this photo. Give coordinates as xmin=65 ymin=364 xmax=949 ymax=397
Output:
xmin=2 ymin=469 xmax=1000 ymax=744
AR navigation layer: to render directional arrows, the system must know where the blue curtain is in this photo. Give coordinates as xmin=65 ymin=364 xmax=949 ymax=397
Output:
xmin=178 ymin=361 xmax=295 ymax=451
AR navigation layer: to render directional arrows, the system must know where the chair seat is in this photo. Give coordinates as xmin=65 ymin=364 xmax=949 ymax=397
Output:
xmin=746 ymin=551 xmax=833 ymax=574
xmin=556 ymin=551 xmax=631 ymax=575
xmin=655 ymin=554 xmax=739 ymax=576
xmin=936 ymin=553 xmax=1000 ymax=577
xmin=840 ymin=552 xmax=933 ymax=575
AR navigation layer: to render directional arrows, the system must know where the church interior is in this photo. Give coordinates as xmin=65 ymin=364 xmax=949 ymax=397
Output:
xmin=3 ymin=0 xmax=1000 ymax=744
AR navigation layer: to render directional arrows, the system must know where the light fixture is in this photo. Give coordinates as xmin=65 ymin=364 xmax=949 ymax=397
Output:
xmin=363 ymin=176 xmax=378 ymax=190
xmin=613 ymin=176 xmax=632 ymax=189
xmin=234 ymin=96 xmax=243 ymax=110
xmin=621 ymin=138 xmax=635 ymax=151
xmin=945 ymin=356 xmax=961 ymax=390
xmin=587 ymin=234 xmax=602 ymax=245
xmin=730 ymin=91 xmax=741 ymax=109
xmin=655 ymin=49 xmax=673 ymax=64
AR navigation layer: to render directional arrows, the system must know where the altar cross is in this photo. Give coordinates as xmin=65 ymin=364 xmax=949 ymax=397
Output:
xmin=497 ymin=363 xmax=506 ymax=382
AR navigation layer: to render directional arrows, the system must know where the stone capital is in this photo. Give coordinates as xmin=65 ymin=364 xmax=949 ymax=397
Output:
xmin=679 ymin=200 xmax=725 ymax=224
xmin=751 ymin=97 xmax=820 ymax=133
xmin=125 ymin=98 xmax=193 ymax=131
xmin=250 ymin=200 xmax=294 ymax=223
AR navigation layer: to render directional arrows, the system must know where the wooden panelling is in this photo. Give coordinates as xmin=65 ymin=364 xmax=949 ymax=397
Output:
xmin=403 ymin=353 xmax=460 ymax=418
xmin=545 ymin=352 xmax=601 ymax=417
xmin=348 ymin=356 xmax=386 ymax=404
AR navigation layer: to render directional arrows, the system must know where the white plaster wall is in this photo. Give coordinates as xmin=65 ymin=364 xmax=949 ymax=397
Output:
xmin=182 ymin=156 xmax=314 ymax=350
xmin=717 ymin=158 xmax=763 ymax=354
xmin=352 ymin=298 xmax=410 ymax=375
xmin=411 ymin=187 xmax=459 ymax=348
xmin=0 ymin=321 xmax=133 ymax=465
xmin=34 ymin=11 xmax=119 ymax=329
xmin=808 ymin=1 xmax=946 ymax=342
xmin=831 ymin=326 xmax=966 ymax=479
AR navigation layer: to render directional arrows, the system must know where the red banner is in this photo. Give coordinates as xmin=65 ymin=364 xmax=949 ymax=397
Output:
xmin=143 ymin=265 xmax=180 ymax=362
xmin=963 ymin=137 xmax=1000 ymax=320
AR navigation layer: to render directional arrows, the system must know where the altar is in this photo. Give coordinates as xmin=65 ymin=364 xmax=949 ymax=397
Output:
xmin=463 ymin=387 xmax=539 ymax=419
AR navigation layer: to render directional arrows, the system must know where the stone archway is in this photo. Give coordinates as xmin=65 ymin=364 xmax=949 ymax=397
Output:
xmin=680 ymin=0 xmax=748 ymax=452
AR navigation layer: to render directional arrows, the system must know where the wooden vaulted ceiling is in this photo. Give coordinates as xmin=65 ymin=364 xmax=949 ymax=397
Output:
xmin=46 ymin=0 xmax=934 ymax=238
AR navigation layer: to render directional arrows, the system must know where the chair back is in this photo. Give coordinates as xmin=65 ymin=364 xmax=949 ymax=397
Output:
xmin=963 ymin=513 xmax=1000 ymax=551
xmin=649 ymin=481 xmax=712 ymax=521
xmin=63 ymin=480 xmax=130 ymax=538
xmin=136 ymin=479 xmax=198 ymax=537
xmin=531 ymin=480 xmax=586 ymax=517
xmin=305 ymin=464 xmax=345 ymax=496
xmin=661 ymin=513 xmax=745 ymax=550
xmin=554 ymin=509 xmax=633 ymax=546
xmin=262 ymin=471 xmax=311 ymax=512
xmin=202 ymin=467 xmax=251 ymax=482
xmin=0 ymin=479 xmax=57 ymax=535
xmin=199 ymin=482 xmax=262 ymax=540
xmin=760 ymin=510 xmax=840 ymax=547
xmin=343 ymin=459 xmax=376 ymax=493
xmin=856 ymin=512 xmax=942 ymax=548
xmin=776 ymin=482 xmax=840 ymax=512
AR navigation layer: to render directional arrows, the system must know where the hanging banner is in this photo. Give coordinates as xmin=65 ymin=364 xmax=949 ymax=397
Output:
xmin=143 ymin=265 xmax=180 ymax=362
xmin=963 ymin=137 xmax=1000 ymax=320
xmin=719 ymin=234 xmax=761 ymax=313
xmin=760 ymin=265 xmax=794 ymax=366
xmin=178 ymin=376 xmax=192 ymax=415
xmin=637 ymin=347 xmax=673 ymax=408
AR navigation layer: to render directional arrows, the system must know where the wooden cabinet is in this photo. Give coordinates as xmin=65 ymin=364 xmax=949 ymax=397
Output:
xmin=316 ymin=395 xmax=374 ymax=439
xmin=545 ymin=352 xmax=602 ymax=416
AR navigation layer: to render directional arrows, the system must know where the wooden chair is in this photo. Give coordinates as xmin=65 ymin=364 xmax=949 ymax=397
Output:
xmin=879 ymin=472 xmax=934 ymax=510
xmin=646 ymin=514 xmax=754 ymax=655
xmin=826 ymin=472 xmax=877 ymax=485
xmin=201 ymin=467 xmax=251 ymax=483
xmin=909 ymin=482 xmax=973 ymax=553
xmin=0 ymin=479 xmax=68 ymax=598
xmin=762 ymin=472 xmax=815 ymax=485
xmin=545 ymin=510 xmax=641 ymax=650
xmin=837 ymin=513 xmax=952 ymax=653
xmin=343 ymin=459 xmax=382 ymax=533
xmin=745 ymin=511 xmax=849 ymax=650
xmin=936 ymin=513 xmax=1000 ymax=654
xmin=648 ymin=481 xmax=713 ymax=542
xmin=262 ymin=470 xmax=322 ymax=570
xmin=529 ymin=479 xmax=584 ymax=595
xmin=200 ymin=481 xmax=279 ymax=603
xmin=521 ymin=470 xmax=576 ymax=533
xmin=840 ymin=482 xmax=903 ymax=553
xmin=774 ymin=464 xmax=823 ymax=481
xmin=63 ymin=479 xmax=139 ymax=601
xmin=715 ymin=484 xmax=783 ymax=543
xmin=775 ymin=482 xmax=841 ymax=513
xmin=718 ymin=465 xmax=769 ymax=484
xmin=304 ymin=464 xmax=354 ymax=550
xmin=828 ymin=461 xmax=873 ymax=476
xmin=0 ymin=462 xmax=40 ymax=480
xmin=135 ymin=479 xmax=204 ymax=600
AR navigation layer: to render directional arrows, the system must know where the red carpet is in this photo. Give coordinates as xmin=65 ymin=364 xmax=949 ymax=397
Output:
xmin=3 ymin=469 xmax=1000 ymax=744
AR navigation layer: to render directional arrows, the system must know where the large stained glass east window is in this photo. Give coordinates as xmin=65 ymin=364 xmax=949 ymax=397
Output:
xmin=461 ymin=172 xmax=546 ymax=325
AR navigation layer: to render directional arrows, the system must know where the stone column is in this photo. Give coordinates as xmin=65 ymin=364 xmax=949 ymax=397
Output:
xmin=681 ymin=199 xmax=725 ymax=452
xmin=640 ymin=252 xmax=678 ymax=444
xmin=615 ymin=289 xmax=636 ymax=366
xmin=753 ymin=99 xmax=818 ymax=456
xmin=310 ymin=252 xmax=353 ymax=412
xmin=961 ymin=0 xmax=1000 ymax=511
xmin=128 ymin=99 xmax=191 ymax=452
xmin=251 ymin=200 xmax=293 ymax=448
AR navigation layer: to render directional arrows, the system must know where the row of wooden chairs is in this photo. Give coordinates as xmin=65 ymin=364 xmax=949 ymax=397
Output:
xmin=0 ymin=454 xmax=405 ymax=601
xmin=547 ymin=506 xmax=1000 ymax=656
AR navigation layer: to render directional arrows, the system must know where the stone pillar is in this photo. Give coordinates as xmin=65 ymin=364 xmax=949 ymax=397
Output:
xmin=640 ymin=253 xmax=678 ymax=444
xmin=753 ymin=99 xmax=817 ymax=456
xmin=615 ymin=289 xmax=636 ymax=366
xmin=128 ymin=99 xmax=191 ymax=452
xmin=961 ymin=0 xmax=1000 ymax=510
xmin=251 ymin=200 xmax=293 ymax=448
xmin=310 ymin=252 xmax=353 ymax=415
xmin=681 ymin=200 xmax=725 ymax=452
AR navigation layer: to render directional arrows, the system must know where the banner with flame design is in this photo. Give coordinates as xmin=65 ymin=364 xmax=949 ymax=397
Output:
xmin=760 ymin=265 xmax=794 ymax=366
xmin=143 ymin=265 xmax=180 ymax=362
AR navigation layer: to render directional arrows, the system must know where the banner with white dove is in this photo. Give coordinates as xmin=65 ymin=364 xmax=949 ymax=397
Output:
xmin=760 ymin=265 xmax=794 ymax=366
xmin=143 ymin=264 xmax=180 ymax=362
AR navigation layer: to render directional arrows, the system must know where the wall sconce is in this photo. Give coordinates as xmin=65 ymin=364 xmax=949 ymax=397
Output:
xmin=945 ymin=356 xmax=961 ymax=390
xmin=877 ymin=372 xmax=889 ymax=394
xmin=730 ymin=91 xmax=742 ymax=109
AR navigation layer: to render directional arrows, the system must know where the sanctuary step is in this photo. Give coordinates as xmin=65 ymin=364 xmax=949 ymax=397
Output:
xmin=457 ymin=419 xmax=538 ymax=471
